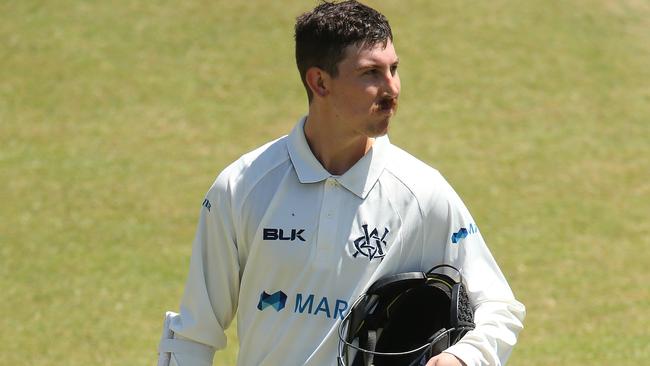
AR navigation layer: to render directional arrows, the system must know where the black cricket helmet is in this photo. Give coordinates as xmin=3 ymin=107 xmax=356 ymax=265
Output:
xmin=337 ymin=264 xmax=475 ymax=366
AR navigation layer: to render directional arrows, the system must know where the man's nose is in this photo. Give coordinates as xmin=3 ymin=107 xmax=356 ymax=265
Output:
xmin=383 ymin=72 xmax=400 ymax=97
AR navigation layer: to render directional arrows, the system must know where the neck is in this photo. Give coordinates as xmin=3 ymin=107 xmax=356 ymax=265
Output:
xmin=303 ymin=110 xmax=374 ymax=176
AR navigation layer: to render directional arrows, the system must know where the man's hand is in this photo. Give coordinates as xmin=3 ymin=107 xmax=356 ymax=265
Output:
xmin=425 ymin=352 xmax=467 ymax=366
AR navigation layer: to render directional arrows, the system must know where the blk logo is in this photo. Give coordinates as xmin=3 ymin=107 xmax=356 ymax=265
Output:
xmin=263 ymin=228 xmax=306 ymax=242
xmin=451 ymin=223 xmax=479 ymax=244
xmin=352 ymin=224 xmax=390 ymax=261
xmin=257 ymin=290 xmax=288 ymax=312
xmin=202 ymin=198 xmax=211 ymax=211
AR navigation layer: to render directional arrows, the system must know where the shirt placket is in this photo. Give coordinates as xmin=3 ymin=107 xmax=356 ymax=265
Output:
xmin=314 ymin=177 xmax=341 ymax=268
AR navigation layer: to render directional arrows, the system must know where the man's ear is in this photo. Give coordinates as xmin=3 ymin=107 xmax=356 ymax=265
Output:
xmin=305 ymin=67 xmax=330 ymax=98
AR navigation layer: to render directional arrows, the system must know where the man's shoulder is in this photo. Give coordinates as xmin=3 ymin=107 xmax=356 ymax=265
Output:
xmin=384 ymin=144 xmax=446 ymax=186
xmin=382 ymin=143 xmax=455 ymax=206
xmin=211 ymin=135 xmax=291 ymax=195
xmin=233 ymin=135 xmax=290 ymax=173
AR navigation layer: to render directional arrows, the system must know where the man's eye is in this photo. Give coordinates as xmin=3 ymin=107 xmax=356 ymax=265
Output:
xmin=390 ymin=65 xmax=398 ymax=75
xmin=364 ymin=69 xmax=379 ymax=76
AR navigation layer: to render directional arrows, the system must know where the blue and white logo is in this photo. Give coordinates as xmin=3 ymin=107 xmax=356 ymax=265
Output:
xmin=256 ymin=290 xmax=348 ymax=320
xmin=294 ymin=293 xmax=348 ymax=320
xmin=451 ymin=223 xmax=479 ymax=244
xmin=257 ymin=290 xmax=288 ymax=312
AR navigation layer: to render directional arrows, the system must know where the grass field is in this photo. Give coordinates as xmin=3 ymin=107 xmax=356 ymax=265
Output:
xmin=1 ymin=1 xmax=648 ymax=365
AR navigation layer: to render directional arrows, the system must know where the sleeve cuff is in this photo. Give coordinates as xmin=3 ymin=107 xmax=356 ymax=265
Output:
xmin=444 ymin=343 xmax=486 ymax=366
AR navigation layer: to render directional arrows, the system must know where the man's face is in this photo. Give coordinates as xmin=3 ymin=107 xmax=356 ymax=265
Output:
xmin=327 ymin=39 xmax=401 ymax=138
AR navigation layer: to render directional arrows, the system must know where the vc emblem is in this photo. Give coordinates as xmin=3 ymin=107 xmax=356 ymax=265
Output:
xmin=353 ymin=224 xmax=390 ymax=261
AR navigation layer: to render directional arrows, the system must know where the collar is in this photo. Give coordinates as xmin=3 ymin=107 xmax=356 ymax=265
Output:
xmin=286 ymin=116 xmax=389 ymax=199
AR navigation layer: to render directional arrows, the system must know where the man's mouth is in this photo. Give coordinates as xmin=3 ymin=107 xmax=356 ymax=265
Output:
xmin=377 ymin=98 xmax=397 ymax=113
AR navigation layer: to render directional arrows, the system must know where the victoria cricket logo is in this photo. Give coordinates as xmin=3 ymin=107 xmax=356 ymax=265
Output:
xmin=353 ymin=224 xmax=390 ymax=261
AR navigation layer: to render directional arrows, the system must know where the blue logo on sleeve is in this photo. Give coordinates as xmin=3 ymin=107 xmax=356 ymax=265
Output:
xmin=451 ymin=223 xmax=479 ymax=244
xmin=451 ymin=228 xmax=468 ymax=243
xmin=257 ymin=290 xmax=288 ymax=312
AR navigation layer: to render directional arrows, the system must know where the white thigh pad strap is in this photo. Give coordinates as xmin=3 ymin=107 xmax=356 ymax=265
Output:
xmin=157 ymin=311 xmax=216 ymax=366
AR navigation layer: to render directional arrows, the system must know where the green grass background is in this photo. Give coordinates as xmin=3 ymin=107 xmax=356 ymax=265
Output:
xmin=1 ymin=0 xmax=648 ymax=365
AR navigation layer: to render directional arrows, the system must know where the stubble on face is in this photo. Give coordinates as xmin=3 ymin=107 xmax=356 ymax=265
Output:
xmin=329 ymin=40 xmax=401 ymax=139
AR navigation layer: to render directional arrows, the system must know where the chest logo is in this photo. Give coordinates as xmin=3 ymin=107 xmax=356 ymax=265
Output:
xmin=263 ymin=228 xmax=306 ymax=242
xmin=353 ymin=224 xmax=390 ymax=261
xmin=257 ymin=290 xmax=288 ymax=312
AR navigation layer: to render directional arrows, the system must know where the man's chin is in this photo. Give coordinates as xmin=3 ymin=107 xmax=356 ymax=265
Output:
xmin=367 ymin=118 xmax=390 ymax=137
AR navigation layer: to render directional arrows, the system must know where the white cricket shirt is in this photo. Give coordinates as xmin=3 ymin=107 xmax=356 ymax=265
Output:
xmin=171 ymin=117 xmax=525 ymax=366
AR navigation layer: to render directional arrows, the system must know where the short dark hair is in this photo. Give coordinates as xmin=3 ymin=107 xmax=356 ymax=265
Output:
xmin=294 ymin=0 xmax=393 ymax=102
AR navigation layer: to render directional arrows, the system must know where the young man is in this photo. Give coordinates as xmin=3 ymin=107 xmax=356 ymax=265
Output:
xmin=158 ymin=1 xmax=525 ymax=365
